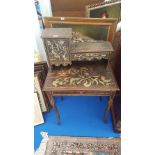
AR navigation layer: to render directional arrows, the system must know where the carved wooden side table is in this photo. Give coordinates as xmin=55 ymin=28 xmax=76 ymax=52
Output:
xmin=43 ymin=61 xmax=119 ymax=124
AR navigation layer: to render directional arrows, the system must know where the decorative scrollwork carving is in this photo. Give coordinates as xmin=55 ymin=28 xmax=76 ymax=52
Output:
xmin=46 ymin=39 xmax=70 ymax=64
xmin=51 ymin=67 xmax=112 ymax=88
xmin=71 ymin=53 xmax=109 ymax=61
xmin=46 ymin=137 xmax=121 ymax=155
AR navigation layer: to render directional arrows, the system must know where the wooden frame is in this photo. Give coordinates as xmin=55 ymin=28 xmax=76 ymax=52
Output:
xmin=85 ymin=0 xmax=121 ymax=20
xmin=34 ymin=61 xmax=50 ymax=112
xmin=34 ymin=61 xmax=48 ymax=73
xmin=43 ymin=17 xmax=117 ymax=43
xmin=34 ymin=61 xmax=48 ymax=79
xmin=34 ymin=72 xmax=49 ymax=112
xmin=34 ymin=92 xmax=44 ymax=126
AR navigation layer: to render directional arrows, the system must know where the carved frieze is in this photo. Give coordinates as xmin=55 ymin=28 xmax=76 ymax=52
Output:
xmin=71 ymin=53 xmax=110 ymax=61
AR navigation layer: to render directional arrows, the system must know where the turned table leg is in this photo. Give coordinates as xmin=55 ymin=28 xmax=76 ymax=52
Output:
xmin=104 ymin=93 xmax=115 ymax=123
xmin=46 ymin=92 xmax=60 ymax=124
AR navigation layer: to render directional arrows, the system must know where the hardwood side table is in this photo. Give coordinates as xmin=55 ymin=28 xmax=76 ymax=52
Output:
xmin=43 ymin=61 xmax=119 ymax=124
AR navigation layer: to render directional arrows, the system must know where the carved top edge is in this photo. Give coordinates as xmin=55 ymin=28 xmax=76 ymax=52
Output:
xmin=86 ymin=0 xmax=121 ymax=9
xmin=71 ymin=41 xmax=114 ymax=53
xmin=41 ymin=28 xmax=72 ymax=39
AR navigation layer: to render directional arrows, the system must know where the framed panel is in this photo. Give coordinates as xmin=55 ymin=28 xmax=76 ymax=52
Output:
xmin=34 ymin=73 xmax=49 ymax=112
xmin=34 ymin=92 xmax=44 ymax=126
xmin=34 ymin=61 xmax=50 ymax=111
xmin=43 ymin=17 xmax=117 ymax=43
xmin=34 ymin=61 xmax=48 ymax=80
xmin=34 ymin=61 xmax=48 ymax=74
xmin=86 ymin=0 xmax=121 ymax=20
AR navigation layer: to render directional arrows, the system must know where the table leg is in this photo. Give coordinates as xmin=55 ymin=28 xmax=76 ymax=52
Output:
xmin=61 ymin=96 xmax=64 ymax=101
xmin=105 ymin=60 xmax=109 ymax=71
xmin=99 ymin=96 xmax=102 ymax=102
xmin=104 ymin=93 xmax=115 ymax=123
xmin=46 ymin=92 xmax=60 ymax=124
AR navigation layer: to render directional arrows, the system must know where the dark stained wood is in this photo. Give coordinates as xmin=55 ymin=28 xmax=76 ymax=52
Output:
xmin=111 ymin=94 xmax=121 ymax=132
xmin=41 ymin=27 xmax=115 ymax=68
xmin=41 ymin=19 xmax=120 ymax=125
xmin=43 ymin=62 xmax=119 ymax=124
xmin=61 ymin=96 xmax=64 ymax=101
xmin=41 ymin=28 xmax=72 ymax=67
xmin=111 ymin=32 xmax=121 ymax=88
xmin=43 ymin=61 xmax=119 ymax=92
xmin=104 ymin=92 xmax=115 ymax=123
xmin=34 ymin=61 xmax=48 ymax=75
xmin=111 ymin=32 xmax=121 ymax=132
xmin=99 ymin=96 xmax=102 ymax=102
xmin=71 ymin=41 xmax=114 ymax=61
xmin=46 ymin=91 xmax=60 ymax=124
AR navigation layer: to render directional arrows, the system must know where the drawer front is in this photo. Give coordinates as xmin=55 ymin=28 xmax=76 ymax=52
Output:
xmin=52 ymin=90 xmax=112 ymax=96
xmin=71 ymin=52 xmax=111 ymax=61
xmin=44 ymin=38 xmax=71 ymax=66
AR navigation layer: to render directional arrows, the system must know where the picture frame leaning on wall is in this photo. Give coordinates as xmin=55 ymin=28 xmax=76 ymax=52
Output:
xmin=34 ymin=72 xmax=49 ymax=112
xmin=85 ymin=0 xmax=121 ymax=21
xmin=43 ymin=17 xmax=118 ymax=43
xmin=34 ymin=92 xmax=44 ymax=126
xmin=34 ymin=61 xmax=49 ymax=113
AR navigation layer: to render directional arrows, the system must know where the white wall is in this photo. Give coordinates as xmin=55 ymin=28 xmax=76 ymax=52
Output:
xmin=39 ymin=0 xmax=52 ymax=17
xmin=34 ymin=0 xmax=52 ymax=61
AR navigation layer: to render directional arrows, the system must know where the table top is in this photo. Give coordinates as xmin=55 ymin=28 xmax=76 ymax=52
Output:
xmin=43 ymin=61 xmax=119 ymax=93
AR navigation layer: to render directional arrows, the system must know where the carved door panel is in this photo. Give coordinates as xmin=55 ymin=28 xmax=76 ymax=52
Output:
xmin=44 ymin=38 xmax=71 ymax=66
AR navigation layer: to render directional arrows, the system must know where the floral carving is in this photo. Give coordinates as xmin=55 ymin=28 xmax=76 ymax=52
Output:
xmin=46 ymin=39 xmax=70 ymax=63
xmin=45 ymin=137 xmax=121 ymax=155
xmin=72 ymin=32 xmax=97 ymax=43
xmin=71 ymin=53 xmax=108 ymax=61
xmin=51 ymin=67 xmax=112 ymax=88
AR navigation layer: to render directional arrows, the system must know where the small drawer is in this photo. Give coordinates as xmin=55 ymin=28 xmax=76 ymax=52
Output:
xmin=71 ymin=52 xmax=110 ymax=61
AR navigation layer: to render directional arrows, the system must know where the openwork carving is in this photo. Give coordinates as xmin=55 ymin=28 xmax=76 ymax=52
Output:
xmin=46 ymin=39 xmax=70 ymax=64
